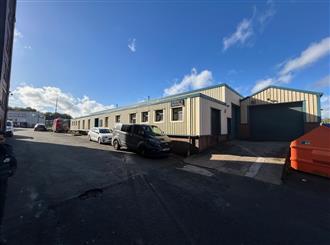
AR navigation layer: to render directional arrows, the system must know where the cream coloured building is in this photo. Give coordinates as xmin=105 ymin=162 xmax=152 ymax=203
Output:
xmin=71 ymin=84 xmax=322 ymax=153
xmin=71 ymin=84 xmax=242 ymax=152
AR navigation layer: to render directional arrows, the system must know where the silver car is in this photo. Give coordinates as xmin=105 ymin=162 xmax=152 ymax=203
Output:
xmin=88 ymin=127 xmax=113 ymax=144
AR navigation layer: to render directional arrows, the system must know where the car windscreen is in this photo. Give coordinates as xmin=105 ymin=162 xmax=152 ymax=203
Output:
xmin=99 ymin=129 xmax=110 ymax=133
xmin=143 ymin=125 xmax=163 ymax=136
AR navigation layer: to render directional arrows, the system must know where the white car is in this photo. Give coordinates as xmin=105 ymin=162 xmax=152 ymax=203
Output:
xmin=88 ymin=127 xmax=113 ymax=144
xmin=6 ymin=120 xmax=14 ymax=137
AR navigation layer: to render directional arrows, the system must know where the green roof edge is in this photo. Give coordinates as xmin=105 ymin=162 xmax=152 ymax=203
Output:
xmin=74 ymin=83 xmax=241 ymax=119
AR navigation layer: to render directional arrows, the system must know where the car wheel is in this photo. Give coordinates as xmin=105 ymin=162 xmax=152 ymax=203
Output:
xmin=138 ymin=146 xmax=146 ymax=156
xmin=113 ymin=140 xmax=120 ymax=150
xmin=98 ymin=137 xmax=102 ymax=144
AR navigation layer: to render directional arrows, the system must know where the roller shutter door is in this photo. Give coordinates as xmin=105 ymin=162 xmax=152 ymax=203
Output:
xmin=249 ymin=102 xmax=304 ymax=141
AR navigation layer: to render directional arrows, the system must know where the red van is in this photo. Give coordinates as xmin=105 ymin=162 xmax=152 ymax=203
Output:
xmin=52 ymin=118 xmax=70 ymax=133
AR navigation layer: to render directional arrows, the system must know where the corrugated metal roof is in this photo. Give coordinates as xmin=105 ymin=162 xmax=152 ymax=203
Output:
xmin=73 ymin=83 xmax=234 ymax=119
xmin=241 ymin=85 xmax=323 ymax=102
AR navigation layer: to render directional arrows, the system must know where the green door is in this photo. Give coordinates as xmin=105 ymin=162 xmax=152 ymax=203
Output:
xmin=249 ymin=102 xmax=304 ymax=141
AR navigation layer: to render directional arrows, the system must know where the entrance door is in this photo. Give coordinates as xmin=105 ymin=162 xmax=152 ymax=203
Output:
xmin=211 ymin=108 xmax=221 ymax=135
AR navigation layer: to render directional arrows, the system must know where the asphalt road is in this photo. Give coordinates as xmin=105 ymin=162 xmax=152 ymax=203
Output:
xmin=2 ymin=128 xmax=330 ymax=244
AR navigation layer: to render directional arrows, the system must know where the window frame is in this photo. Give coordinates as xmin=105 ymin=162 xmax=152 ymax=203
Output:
xmin=141 ymin=111 xmax=149 ymax=123
xmin=171 ymin=107 xmax=183 ymax=122
xmin=129 ymin=113 xmax=137 ymax=124
xmin=154 ymin=109 xmax=164 ymax=123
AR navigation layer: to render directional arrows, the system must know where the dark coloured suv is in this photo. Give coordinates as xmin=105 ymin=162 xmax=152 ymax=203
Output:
xmin=112 ymin=124 xmax=171 ymax=156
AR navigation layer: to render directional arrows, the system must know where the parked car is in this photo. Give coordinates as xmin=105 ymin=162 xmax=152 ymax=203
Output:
xmin=34 ymin=123 xmax=47 ymax=131
xmin=112 ymin=124 xmax=171 ymax=156
xmin=5 ymin=120 xmax=14 ymax=137
xmin=88 ymin=127 xmax=113 ymax=144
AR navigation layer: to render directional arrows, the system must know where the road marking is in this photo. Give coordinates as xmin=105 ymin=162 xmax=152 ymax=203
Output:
xmin=179 ymin=165 xmax=214 ymax=177
xmin=245 ymin=157 xmax=264 ymax=178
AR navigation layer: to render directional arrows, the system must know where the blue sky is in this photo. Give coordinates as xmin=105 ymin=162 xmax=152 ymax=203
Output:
xmin=10 ymin=0 xmax=330 ymax=118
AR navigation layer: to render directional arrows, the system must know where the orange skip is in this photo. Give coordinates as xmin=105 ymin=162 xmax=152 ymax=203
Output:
xmin=290 ymin=126 xmax=330 ymax=178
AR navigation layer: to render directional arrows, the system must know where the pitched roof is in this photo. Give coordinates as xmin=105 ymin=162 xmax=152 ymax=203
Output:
xmin=241 ymin=85 xmax=323 ymax=101
xmin=73 ymin=83 xmax=240 ymax=119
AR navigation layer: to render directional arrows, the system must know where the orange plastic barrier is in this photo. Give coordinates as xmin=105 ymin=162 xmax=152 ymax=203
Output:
xmin=290 ymin=126 xmax=330 ymax=178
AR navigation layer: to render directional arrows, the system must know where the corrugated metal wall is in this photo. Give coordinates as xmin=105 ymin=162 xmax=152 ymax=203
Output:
xmin=71 ymin=97 xmax=201 ymax=136
xmin=70 ymin=85 xmax=243 ymax=137
xmin=240 ymin=87 xmax=320 ymax=123
xmin=200 ymin=97 xmax=227 ymax=135
xmin=199 ymin=86 xmax=226 ymax=102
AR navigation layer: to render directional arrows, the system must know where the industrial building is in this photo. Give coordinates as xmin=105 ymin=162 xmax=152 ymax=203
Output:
xmin=7 ymin=110 xmax=46 ymax=128
xmin=240 ymin=86 xmax=322 ymax=141
xmin=0 ymin=0 xmax=16 ymax=132
xmin=71 ymin=84 xmax=322 ymax=153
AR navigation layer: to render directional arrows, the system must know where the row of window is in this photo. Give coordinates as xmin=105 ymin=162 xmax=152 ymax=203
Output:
xmin=73 ymin=107 xmax=183 ymax=128
xmin=116 ymin=108 xmax=183 ymax=124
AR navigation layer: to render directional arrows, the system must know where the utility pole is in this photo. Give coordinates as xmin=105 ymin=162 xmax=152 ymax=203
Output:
xmin=54 ymin=96 xmax=58 ymax=114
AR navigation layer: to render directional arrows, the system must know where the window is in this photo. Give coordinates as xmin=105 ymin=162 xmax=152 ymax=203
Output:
xmin=115 ymin=115 xmax=120 ymax=123
xmin=155 ymin=110 xmax=164 ymax=122
xmin=105 ymin=117 xmax=109 ymax=127
xmin=99 ymin=119 xmax=103 ymax=127
xmin=82 ymin=120 xmax=85 ymax=129
xmin=172 ymin=107 xmax=183 ymax=121
xmin=141 ymin=112 xmax=148 ymax=122
xmin=87 ymin=119 xmax=91 ymax=129
xmin=99 ymin=128 xmax=110 ymax=133
xmin=130 ymin=113 xmax=136 ymax=124
xmin=121 ymin=124 xmax=132 ymax=133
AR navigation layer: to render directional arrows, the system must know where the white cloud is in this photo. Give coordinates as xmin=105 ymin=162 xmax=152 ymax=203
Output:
xmin=258 ymin=0 xmax=276 ymax=28
xmin=223 ymin=2 xmax=276 ymax=51
xmin=251 ymin=78 xmax=273 ymax=94
xmin=14 ymin=28 xmax=23 ymax=41
xmin=24 ymin=45 xmax=32 ymax=49
xmin=314 ymin=75 xmax=330 ymax=89
xmin=9 ymin=85 xmax=114 ymax=118
xmin=223 ymin=18 xmax=253 ymax=51
xmin=163 ymin=68 xmax=213 ymax=96
xmin=321 ymin=95 xmax=330 ymax=119
xmin=279 ymin=37 xmax=330 ymax=77
xmin=128 ymin=38 xmax=136 ymax=52
xmin=251 ymin=37 xmax=330 ymax=93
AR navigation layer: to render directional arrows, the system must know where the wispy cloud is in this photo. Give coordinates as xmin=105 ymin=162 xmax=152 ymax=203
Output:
xmin=163 ymin=68 xmax=213 ymax=96
xmin=14 ymin=28 xmax=23 ymax=41
xmin=251 ymin=78 xmax=273 ymax=93
xmin=128 ymin=38 xmax=136 ymax=52
xmin=313 ymin=75 xmax=330 ymax=89
xmin=278 ymin=37 xmax=330 ymax=79
xmin=223 ymin=18 xmax=253 ymax=51
xmin=258 ymin=0 xmax=276 ymax=30
xmin=223 ymin=1 xmax=276 ymax=51
xmin=321 ymin=95 xmax=330 ymax=119
xmin=24 ymin=45 xmax=32 ymax=50
xmin=251 ymin=36 xmax=330 ymax=93
xmin=9 ymin=85 xmax=114 ymax=118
